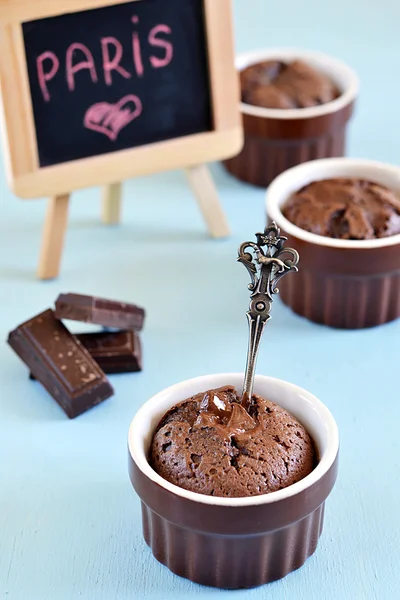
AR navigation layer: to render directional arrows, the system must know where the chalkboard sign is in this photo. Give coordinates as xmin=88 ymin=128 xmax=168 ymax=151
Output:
xmin=23 ymin=0 xmax=212 ymax=167
xmin=0 ymin=0 xmax=241 ymax=198
xmin=0 ymin=0 xmax=242 ymax=280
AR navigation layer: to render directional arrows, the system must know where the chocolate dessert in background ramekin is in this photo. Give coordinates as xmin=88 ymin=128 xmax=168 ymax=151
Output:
xmin=283 ymin=178 xmax=400 ymax=240
xmin=267 ymin=158 xmax=400 ymax=329
xmin=223 ymin=49 xmax=359 ymax=188
xmin=241 ymin=59 xmax=340 ymax=109
xmin=129 ymin=373 xmax=339 ymax=588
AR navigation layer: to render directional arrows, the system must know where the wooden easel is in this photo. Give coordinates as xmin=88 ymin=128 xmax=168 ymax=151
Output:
xmin=37 ymin=164 xmax=230 ymax=279
xmin=0 ymin=0 xmax=242 ymax=280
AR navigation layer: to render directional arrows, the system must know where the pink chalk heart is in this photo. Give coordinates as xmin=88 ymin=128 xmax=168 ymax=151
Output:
xmin=84 ymin=94 xmax=143 ymax=141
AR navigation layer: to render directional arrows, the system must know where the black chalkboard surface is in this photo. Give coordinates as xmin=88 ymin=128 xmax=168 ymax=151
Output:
xmin=23 ymin=0 xmax=212 ymax=167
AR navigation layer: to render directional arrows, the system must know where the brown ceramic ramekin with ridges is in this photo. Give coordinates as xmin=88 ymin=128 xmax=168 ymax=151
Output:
xmin=128 ymin=373 xmax=339 ymax=589
xmin=267 ymin=158 xmax=400 ymax=329
xmin=223 ymin=49 xmax=359 ymax=188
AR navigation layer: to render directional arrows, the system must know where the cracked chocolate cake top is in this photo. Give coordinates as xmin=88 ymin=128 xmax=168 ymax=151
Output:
xmin=240 ymin=59 xmax=340 ymax=109
xmin=282 ymin=178 xmax=400 ymax=240
xmin=149 ymin=385 xmax=316 ymax=498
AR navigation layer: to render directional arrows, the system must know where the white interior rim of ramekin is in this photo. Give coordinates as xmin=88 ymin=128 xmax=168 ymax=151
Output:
xmin=128 ymin=373 xmax=339 ymax=507
xmin=267 ymin=157 xmax=400 ymax=249
xmin=237 ymin=48 xmax=359 ymax=120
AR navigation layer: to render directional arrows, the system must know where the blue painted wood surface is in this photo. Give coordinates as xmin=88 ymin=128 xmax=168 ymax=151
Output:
xmin=1 ymin=1 xmax=399 ymax=598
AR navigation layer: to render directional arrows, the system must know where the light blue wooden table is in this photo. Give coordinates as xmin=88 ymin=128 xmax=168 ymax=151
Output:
xmin=1 ymin=1 xmax=399 ymax=598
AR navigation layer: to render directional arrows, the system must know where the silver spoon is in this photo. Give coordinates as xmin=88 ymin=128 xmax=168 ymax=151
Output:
xmin=238 ymin=222 xmax=299 ymax=408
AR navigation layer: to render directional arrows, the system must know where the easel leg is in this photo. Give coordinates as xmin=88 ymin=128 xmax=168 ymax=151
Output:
xmin=185 ymin=165 xmax=230 ymax=238
xmin=101 ymin=182 xmax=122 ymax=225
xmin=37 ymin=194 xmax=70 ymax=280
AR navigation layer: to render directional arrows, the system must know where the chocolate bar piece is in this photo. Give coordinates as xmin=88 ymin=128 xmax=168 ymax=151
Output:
xmin=8 ymin=309 xmax=114 ymax=418
xmin=75 ymin=330 xmax=142 ymax=373
xmin=29 ymin=330 xmax=142 ymax=378
xmin=55 ymin=293 xmax=145 ymax=331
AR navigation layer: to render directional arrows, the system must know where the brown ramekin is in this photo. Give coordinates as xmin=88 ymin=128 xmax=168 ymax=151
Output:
xmin=267 ymin=158 xmax=400 ymax=328
xmin=128 ymin=373 xmax=339 ymax=589
xmin=223 ymin=49 xmax=359 ymax=187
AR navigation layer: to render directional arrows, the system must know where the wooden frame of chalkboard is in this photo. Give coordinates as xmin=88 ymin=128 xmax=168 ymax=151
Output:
xmin=0 ymin=0 xmax=243 ymax=278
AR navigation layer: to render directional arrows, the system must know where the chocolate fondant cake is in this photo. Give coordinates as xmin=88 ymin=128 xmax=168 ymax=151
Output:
xmin=240 ymin=59 xmax=340 ymax=109
xmin=283 ymin=178 xmax=400 ymax=239
xmin=150 ymin=385 xmax=316 ymax=498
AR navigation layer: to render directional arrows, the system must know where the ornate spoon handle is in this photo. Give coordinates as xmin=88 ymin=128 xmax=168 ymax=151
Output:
xmin=238 ymin=222 xmax=299 ymax=407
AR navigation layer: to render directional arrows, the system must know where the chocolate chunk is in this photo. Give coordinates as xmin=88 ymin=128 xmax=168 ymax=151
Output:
xmin=8 ymin=309 xmax=114 ymax=418
xmin=55 ymin=293 xmax=145 ymax=331
xmin=74 ymin=330 xmax=142 ymax=373
xmin=29 ymin=330 xmax=142 ymax=378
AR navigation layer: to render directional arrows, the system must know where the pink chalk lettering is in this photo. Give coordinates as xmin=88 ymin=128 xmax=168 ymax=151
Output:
xmin=83 ymin=94 xmax=142 ymax=141
xmin=101 ymin=37 xmax=131 ymax=85
xmin=36 ymin=51 xmax=60 ymax=102
xmin=148 ymin=24 xmax=173 ymax=68
xmin=131 ymin=17 xmax=144 ymax=77
xmin=66 ymin=43 xmax=98 ymax=92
